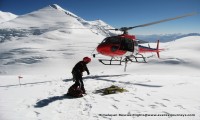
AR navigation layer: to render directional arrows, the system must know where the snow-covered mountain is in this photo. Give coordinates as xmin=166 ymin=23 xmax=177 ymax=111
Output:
xmin=0 ymin=4 xmax=82 ymax=28
xmin=0 ymin=4 xmax=200 ymax=120
xmin=0 ymin=4 xmax=115 ymax=43
xmin=0 ymin=11 xmax=17 ymax=23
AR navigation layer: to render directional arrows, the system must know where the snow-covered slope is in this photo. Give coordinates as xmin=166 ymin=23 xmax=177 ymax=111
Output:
xmin=126 ymin=36 xmax=200 ymax=75
xmin=0 ymin=11 xmax=17 ymax=23
xmin=0 ymin=4 xmax=200 ymax=120
xmin=0 ymin=4 xmax=82 ymax=28
xmin=0 ymin=36 xmax=200 ymax=120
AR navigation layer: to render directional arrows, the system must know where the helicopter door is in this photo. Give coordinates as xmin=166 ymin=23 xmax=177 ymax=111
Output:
xmin=119 ymin=38 xmax=134 ymax=52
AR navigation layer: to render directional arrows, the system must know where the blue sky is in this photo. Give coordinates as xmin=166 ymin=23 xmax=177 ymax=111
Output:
xmin=0 ymin=0 xmax=199 ymax=35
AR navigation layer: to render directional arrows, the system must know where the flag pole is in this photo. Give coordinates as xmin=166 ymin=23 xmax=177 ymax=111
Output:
xmin=18 ymin=76 xmax=23 ymax=86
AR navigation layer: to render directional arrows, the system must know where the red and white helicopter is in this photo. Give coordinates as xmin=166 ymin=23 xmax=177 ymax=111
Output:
xmin=92 ymin=12 xmax=197 ymax=70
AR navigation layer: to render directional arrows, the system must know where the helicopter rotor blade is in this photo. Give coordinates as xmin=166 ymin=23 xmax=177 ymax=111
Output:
xmin=106 ymin=28 xmax=120 ymax=31
xmin=129 ymin=12 xmax=198 ymax=29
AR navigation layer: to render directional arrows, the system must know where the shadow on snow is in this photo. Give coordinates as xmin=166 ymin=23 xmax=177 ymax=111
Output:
xmin=63 ymin=74 xmax=129 ymax=82
xmin=34 ymin=94 xmax=76 ymax=108
xmin=63 ymin=74 xmax=163 ymax=88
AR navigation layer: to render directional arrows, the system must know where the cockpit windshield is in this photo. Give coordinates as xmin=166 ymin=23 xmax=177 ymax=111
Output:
xmin=119 ymin=37 xmax=134 ymax=52
xmin=101 ymin=37 xmax=121 ymax=44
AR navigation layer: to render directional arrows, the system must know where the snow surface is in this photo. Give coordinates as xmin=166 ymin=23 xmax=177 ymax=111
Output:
xmin=0 ymin=4 xmax=200 ymax=120
xmin=0 ymin=11 xmax=17 ymax=23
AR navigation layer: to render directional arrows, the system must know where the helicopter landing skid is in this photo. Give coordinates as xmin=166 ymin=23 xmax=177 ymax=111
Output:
xmin=98 ymin=54 xmax=147 ymax=66
xmin=99 ymin=59 xmax=123 ymax=65
xmin=129 ymin=54 xmax=147 ymax=63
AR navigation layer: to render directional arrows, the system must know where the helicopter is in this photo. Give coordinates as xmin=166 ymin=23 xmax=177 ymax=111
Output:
xmin=92 ymin=12 xmax=197 ymax=71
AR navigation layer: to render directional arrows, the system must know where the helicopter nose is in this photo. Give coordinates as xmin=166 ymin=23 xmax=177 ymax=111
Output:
xmin=97 ymin=44 xmax=120 ymax=55
xmin=97 ymin=44 xmax=107 ymax=54
xmin=97 ymin=44 xmax=104 ymax=53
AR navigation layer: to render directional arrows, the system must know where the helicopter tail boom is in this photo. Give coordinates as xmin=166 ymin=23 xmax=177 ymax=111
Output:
xmin=138 ymin=40 xmax=163 ymax=58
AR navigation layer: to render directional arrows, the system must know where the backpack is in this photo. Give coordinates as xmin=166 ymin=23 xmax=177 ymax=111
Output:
xmin=67 ymin=84 xmax=83 ymax=97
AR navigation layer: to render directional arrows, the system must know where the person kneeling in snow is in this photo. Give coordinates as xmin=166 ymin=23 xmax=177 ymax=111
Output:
xmin=67 ymin=57 xmax=91 ymax=97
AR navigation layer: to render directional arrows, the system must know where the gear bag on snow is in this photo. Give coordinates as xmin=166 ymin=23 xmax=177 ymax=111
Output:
xmin=67 ymin=84 xmax=83 ymax=97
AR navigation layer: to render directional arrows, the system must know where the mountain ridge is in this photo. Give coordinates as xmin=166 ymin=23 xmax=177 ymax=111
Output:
xmin=0 ymin=11 xmax=18 ymax=23
xmin=0 ymin=4 xmax=115 ymax=42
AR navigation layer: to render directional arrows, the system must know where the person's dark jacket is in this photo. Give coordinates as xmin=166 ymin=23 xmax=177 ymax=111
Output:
xmin=72 ymin=61 xmax=90 ymax=75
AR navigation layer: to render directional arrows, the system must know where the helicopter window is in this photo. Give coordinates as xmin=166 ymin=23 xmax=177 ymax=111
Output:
xmin=102 ymin=37 xmax=121 ymax=44
xmin=119 ymin=38 xmax=134 ymax=52
xmin=134 ymin=41 xmax=138 ymax=46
